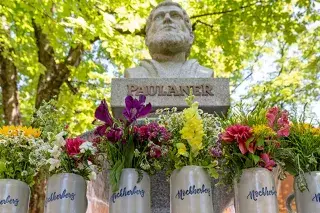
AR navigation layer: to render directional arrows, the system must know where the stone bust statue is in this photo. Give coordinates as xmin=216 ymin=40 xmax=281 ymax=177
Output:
xmin=125 ymin=0 xmax=214 ymax=78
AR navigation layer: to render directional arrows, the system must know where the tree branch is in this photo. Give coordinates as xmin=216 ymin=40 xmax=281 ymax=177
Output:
xmin=190 ymin=1 xmax=263 ymax=19
xmin=114 ymin=26 xmax=146 ymax=36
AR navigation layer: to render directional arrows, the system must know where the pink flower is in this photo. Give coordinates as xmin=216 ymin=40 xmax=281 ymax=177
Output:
xmin=259 ymin=153 xmax=276 ymax=171
xmin=277 ymin=111 xmax=290 ymax=137
xmin=65 ymin=137 xmax=85 ymax=156
xmin=277 ymin=110 xmax=289 ymax=126
xmin=221 ymin=124 xmax=253 ymax=154
xmin=266 ymin=107 xmax=279 ymax=128
xmin=277 ymin=125 xmax=290 ymax=137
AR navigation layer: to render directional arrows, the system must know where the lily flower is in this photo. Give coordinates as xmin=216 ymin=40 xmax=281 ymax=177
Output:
xmin=259 ymin=153 xmax=276 ymax=171
xmin=94 ymin=99 xmax=113 ymax=136
xmin=122 ymin=95 xmax=152 ymax=124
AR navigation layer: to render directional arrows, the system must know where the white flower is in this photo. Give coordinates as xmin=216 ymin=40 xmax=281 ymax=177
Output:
xmin=55 ymin=131 xmax=66 ymax=147
xmin=48 ymin=145 xmax=61 ymax=159
xmin=134 ymin=149 xmax=140 ymax=157
xmin=47 ymin=158 xmax=61 ymax=171
xmin=79 ymin=142 xmax=97 ymax=154
xmin=89 ymin=171 xmax=97 ymax=180
xmin=21 ymin=171 xmax=28 ymax=176
xmin=77 ymin=163 xmax=84 ymax=170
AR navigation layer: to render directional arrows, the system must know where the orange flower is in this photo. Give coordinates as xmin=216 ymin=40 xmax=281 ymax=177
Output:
xmin=0 ymin=126 xmax=41 ymax=138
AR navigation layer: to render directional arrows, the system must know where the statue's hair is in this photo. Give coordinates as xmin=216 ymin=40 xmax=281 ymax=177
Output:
xmin=145 ymin=0 xmax=194 ymax=58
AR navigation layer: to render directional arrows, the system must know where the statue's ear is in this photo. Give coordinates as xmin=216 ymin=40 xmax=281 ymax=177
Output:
xmin=189 ymin=32 xmax=195 ymax=45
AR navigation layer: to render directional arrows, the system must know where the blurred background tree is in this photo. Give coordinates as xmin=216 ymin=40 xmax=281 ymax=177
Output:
xmin=0 ymin=0 xmax=319 ymax=211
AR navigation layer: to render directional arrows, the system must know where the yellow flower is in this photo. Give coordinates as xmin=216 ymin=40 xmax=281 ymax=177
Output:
xmin=180 ymin=102 xmax=204 ymax=155
xmin=252 ymin=124 xmax=276 ymax=137
xmin=176 ymin=143 xmax=188 ymax=157
xmin=311 ymin=127 xmax=320 ymax=136
xmin=0 ymin=126 xmax=41 ymax=138
xmin=293 ymin=123 xmax=319 ymax=136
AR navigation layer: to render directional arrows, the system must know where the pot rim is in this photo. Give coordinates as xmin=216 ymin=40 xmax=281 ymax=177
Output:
xmin=295 ymin=171 xmax=320 ymax=177
xmin=241 ymin=167 xmax=272 ymax=173
xmin=49 ymin=172 xmax=86 ymax=180
xmin=0 ymin=178 xmax=30 ymax=189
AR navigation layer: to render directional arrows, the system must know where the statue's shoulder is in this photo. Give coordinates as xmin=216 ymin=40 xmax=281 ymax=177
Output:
xmin=198 ymin=65 xmax=214 ymax=78
xmin=124 ymin=66 xmax=149 ymax=78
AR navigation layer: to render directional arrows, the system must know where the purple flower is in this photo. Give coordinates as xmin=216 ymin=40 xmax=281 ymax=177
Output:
xmin=94 ymin=99 xmax=113 ymax=136
xmin=209 ymin=147 xmax=222 ymax=158
xmin=122 ymin=95 xmax=152 ymax=124
xmin=106 ymin=127 xmax=123 ymax=143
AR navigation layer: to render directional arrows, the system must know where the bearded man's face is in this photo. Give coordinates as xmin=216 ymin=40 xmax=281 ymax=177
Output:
xmin=146 ymin=5 xmax=193 ymax=57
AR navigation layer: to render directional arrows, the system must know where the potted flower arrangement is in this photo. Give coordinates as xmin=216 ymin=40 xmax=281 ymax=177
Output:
xmin=32 ymin=101 xmax=102 ymax=213
xmin=94 ymin=95 xmax=170 ymax=213
xmin=220 ymin=105 xmax=290 ymax=213
xmin=282 ymin=122 xmax=320 ymax=213
xmin=0 ymin=125 xmax=49 ymax=213
xmin=156 ymin=94 xmax=222 ymax=213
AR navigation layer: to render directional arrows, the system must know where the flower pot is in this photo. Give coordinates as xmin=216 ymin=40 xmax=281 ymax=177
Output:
xmin=234 ymin=168 xmax=279 ymax=213
xmin=44 ymin=173 xmax=87 ymax=213
xmin=286 ymin=171 xmax=320 ymax=213
xmin=170 ymin=166 xmax=213 ymax=213
xmin=109 ymin=169 xmax=151 ymax=213
xmin=0 ymin=179 xmax=30 ymax=213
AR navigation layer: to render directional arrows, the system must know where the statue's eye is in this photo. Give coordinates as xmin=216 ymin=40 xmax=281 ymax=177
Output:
xmin=171 ymin=12 xmax=182 ymax=20
xmin=154 ymin=14 xmax=164 ymax=21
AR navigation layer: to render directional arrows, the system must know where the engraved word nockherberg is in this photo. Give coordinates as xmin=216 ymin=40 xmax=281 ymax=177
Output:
xmin=127 ymin=84 xmax=214 ymax=96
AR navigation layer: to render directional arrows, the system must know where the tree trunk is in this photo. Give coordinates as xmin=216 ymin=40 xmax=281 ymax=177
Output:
xmin=0 ymin=52 xmax=21 ymax=125
xmin=33 ymin=22 xmax=83 ymax=109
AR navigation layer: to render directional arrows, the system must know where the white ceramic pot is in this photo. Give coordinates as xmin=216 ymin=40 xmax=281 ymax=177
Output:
xmin=170 ymin=166 xmax=213 ymax=213
xmin=44 ymin=173 xmax=87 ymax=213
xmin=234 ymin=168 xmax=279 ymax=213
xmin=109 ymin=169 xmax=151 ymax=213
xmin=0 ymin=179 xmax=30 ymax=213
xmin=286 ymin=171 xmax=320 ymax=213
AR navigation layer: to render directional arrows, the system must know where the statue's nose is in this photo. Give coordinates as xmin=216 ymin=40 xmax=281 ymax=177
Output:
xmin=163 ymin=13 xmax=172 ymax=23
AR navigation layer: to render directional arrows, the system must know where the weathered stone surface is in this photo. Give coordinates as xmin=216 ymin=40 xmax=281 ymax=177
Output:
xmin=125 ymin=1 xmax=214 ymax=79
xmin=86 ymin=168 xmax=109 ymax=213
xmin=111 ymin=78 xmax=230 ymax=118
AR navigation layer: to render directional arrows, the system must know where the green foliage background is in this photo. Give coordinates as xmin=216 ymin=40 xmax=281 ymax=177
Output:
xmin=0 ymin=0 xmax=319 ymax=134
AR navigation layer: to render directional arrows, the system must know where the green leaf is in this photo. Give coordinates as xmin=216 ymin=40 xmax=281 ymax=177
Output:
xmin=124 ymin=133 xmax=135 ymax=168
xmin=256 ymin=138 xmax=265 ymax=147
xmin=249 ymin=154 xmax=260 ymax=165
xmin=110 ymin=159 xmax=124 ymax=192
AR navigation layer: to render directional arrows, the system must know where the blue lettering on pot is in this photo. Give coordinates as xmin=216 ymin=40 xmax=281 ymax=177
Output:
xmin=45 ymin=189 xmax=76 ymax=206
xmin=247 ymin=187 xmax=277 ymax=201
xmin=312 ymin=193 xmax=320 ymax=202
xmin=175 ymin=184 xmax=211 ymax=200
xmin=0 ymin=195 xmax=19 ymax=207
xmin=110 ymin=186 xmax=145 ymax=203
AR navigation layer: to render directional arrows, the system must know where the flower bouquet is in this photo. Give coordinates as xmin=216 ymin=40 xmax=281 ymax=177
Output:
xmin=281 ymin=122 xmax=320 ymax=213
xmin=32 ymin=101 xmax=102 ymax=213
xmin=0 ymin=126 xmax=48 ymax=213
xmin=220 ymin=106 xmax=290 ymax=213
xmin=156 ymin=94 xmax=222 ymax=213
xmin=94 ymin=95 xmax=170 ymax=213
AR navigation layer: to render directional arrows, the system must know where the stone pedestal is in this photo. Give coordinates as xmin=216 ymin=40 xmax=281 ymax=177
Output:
xmin=111 ymin=78 xmax=230 ymax=118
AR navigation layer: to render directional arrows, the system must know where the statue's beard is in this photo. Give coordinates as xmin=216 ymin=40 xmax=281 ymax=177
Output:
xmin=146 ymin=30 xmax=193 ymax=59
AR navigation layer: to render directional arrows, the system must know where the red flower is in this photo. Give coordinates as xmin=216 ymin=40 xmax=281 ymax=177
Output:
xmin=266 ymin=107 xmax=280 ymax=128
xmin=221 ymin=124 xmax=253 ymax=154
xmin=259 ymin=153 xmax=276 ymax=171
xmin=65 ymin=137 xmax=85 ymax=156
xmin=149 ymin=144 xmax=162 ymax=158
